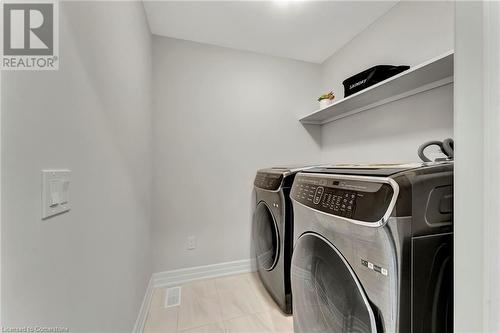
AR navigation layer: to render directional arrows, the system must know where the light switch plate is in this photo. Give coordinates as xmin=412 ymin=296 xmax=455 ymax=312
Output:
xmin=42 ymin=170 xmax=71 ymax=219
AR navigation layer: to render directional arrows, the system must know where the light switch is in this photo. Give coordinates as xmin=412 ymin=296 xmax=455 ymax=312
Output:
xmin=42 ymin=170 xmax=71 ymax=220
xmin=61 ymin=180 xmax=70 ymax=204
xmin=49 ymin=180 xmax=61 ymax=207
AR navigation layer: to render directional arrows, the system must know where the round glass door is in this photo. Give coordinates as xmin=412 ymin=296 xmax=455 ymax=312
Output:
xmin=291 ymin=233 xmax=377 ymax=333
xmin=253 ymin=201 xmax=279 ymax=271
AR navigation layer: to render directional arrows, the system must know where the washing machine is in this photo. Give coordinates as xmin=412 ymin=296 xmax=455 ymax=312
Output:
xmin=290 ymin=163 xmax=453 ymax=333
xmin=253 ymin=166 xmax=318 ymax=314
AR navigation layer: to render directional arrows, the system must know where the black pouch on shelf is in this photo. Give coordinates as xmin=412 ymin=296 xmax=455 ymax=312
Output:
xmin=342 ymin=65 xmax=410 ymax=97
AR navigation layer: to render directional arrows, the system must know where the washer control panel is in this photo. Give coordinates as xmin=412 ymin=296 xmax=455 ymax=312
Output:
xmin=291 ymin=174 xmax=395 ymax=223
xmin=254 ymin=172 xmax=284 ymax=191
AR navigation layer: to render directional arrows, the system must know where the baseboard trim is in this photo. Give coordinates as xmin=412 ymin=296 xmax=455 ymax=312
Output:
xmin=133 ymin=258 xmax=256 ymax=333
xmin=152 ymin=258 xmax=256 ymax=288
xmin=133 ymin=276 xmax=154 ymax=333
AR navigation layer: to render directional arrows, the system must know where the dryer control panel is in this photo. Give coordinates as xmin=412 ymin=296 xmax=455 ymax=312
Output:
xmin=254 ymin=172 xmax=284 ymax=191
xmin=291 ymin=174 xmax=396 ymax=223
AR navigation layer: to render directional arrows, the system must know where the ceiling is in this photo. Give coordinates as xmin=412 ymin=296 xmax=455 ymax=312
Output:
xmin=143 ymin=1 xmax=398 ymax=64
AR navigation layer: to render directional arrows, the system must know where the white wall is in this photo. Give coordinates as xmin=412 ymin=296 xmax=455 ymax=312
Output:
xmin=482 ymin=3 xmax=500 ymax=330
xmin=454 ymin=1 xmax=485 ymax=331
xmin=1 ymin=2 xmax=152 ymax=331
xmin=152 ymin=37 xmax=322 ymax=272
xmin=320 ymin=1 xmax=454 ymax=163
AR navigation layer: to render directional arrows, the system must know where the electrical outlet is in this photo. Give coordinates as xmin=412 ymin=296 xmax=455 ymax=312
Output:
xmin=187 ymin=236 xmax=196 ymax=250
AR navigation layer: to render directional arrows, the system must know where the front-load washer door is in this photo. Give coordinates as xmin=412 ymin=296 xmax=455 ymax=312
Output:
xmin=253 ymin=201 xmax=280 ymax=271
xmin=292 ymin=232 xmax=377 ymax=333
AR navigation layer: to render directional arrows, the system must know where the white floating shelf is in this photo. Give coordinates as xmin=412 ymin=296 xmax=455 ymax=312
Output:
xmin=300 ymin=50 xmax=454 ymax=125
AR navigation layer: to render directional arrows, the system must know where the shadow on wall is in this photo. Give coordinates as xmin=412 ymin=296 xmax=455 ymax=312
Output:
xmin=249 ymin=187 xmax=257 ymax=271
xmin=320 ymin=85 xmax=454 ymax=163
xmin=62 ymin=2 xmax=152 ymax=212
xmin=301 ymin=123 xmax=322 ymax=147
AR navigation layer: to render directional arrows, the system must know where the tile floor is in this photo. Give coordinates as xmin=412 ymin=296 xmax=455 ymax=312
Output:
xmin=143 ymin=272 xmax=293 ymax=333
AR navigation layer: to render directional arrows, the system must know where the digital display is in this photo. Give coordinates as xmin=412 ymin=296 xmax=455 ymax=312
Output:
xmin=292 ymin=183 xmax=357 ymax=218
xmin=291 ymin=175 xmax=394 ymax=223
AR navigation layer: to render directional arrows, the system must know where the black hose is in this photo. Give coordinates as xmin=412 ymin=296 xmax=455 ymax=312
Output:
xmin=417 ymin=138 xmax=454 ymax=162
xmin=418 ymin=140 xmax=445 ymax=162
xmin=442 ymin=138 xmax=454 ymax=159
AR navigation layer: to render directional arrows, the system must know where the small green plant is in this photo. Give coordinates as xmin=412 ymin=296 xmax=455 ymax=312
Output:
xmin=318 ymin=91 xmax=335 ymax=101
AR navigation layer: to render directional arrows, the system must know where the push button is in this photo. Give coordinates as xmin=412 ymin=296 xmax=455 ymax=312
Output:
xmin=313 ymin=186 xmax=324 ymax=205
